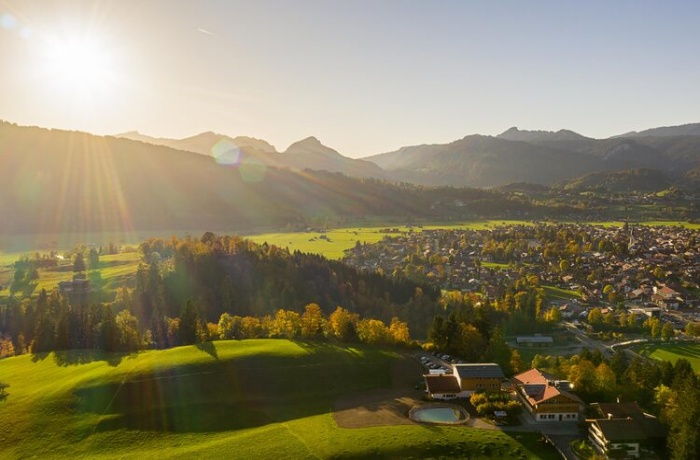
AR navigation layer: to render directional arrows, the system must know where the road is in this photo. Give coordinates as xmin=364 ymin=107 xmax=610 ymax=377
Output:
xmin=563 ymin=322 xmax=613 ymax=358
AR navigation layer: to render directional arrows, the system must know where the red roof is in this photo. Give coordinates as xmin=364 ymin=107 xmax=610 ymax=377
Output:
xmin=512 ymin=368 xmax=583 ymax=405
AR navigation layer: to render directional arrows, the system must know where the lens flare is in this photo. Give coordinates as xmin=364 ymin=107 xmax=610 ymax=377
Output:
xmin=211 ymin=139 xmax=242 ymax=166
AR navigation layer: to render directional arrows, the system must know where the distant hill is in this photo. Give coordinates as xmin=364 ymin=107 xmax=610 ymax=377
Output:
xmin=0 ymin=121 xmax=537 ymax=236
xmin=116 ymin=130 xmax=385 ymax=179
xmin=281 ymin=136 xmax=386 ymax=178
xmin=615 ymin=122 xmax=700 ymax=138
xmin=366 ymin=135 xmax=599 ymax=187
xmin=562 ymin=168 xmax=673 ymax=193
xmin=497 ymin=127 xmax=591 ymax=143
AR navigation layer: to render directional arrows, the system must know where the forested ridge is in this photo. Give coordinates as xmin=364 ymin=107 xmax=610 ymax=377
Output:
xmin=0 ymin=234 xmax=442 ymax=354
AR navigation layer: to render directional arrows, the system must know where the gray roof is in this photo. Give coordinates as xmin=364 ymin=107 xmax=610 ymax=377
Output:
xmin=453 ymin=363 xmax=504 ymax=379
xmin=516 ymin=336 xmax=553 ymax=343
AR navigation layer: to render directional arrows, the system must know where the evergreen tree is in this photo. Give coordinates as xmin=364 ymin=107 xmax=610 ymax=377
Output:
xmin=179 ymin=300 xmax=199 ymax=345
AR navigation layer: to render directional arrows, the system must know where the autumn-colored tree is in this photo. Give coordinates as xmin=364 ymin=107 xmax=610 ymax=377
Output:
xmin=356 ymin=318 xmax=390 ymax=345
xmin=567 ymin=359 xmax=597 ymax=394
xmin=595 ymin=362 xmax=617 ymax=397
xmin=241 ymin=316 xmax=263 ymax=339
xmin=300 ymin=303 xmax=325 ymax=339
xmin=326 ymin=306 xmax=358 ymax=342
xmin=389 ymin=317 xmax=410 ymax=344
xmin=271 ymin=309 xmax=301 ymax=339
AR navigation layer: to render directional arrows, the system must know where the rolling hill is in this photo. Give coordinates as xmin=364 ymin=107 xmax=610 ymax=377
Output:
xmin=561 ymin=168 xmax=673 ymax=193
xmin=0 ymin=340 xmax=554 ymax=459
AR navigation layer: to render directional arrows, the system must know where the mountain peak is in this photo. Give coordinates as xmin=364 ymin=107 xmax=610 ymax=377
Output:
xmin=497 ymin=127 xmax=589 ymax=142
xmin=284 ymin=136 xmax=338 ymax=155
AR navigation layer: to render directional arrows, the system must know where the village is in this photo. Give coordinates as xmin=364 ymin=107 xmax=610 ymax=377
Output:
xmin=342 ymin=223 xmax=700 ymax=334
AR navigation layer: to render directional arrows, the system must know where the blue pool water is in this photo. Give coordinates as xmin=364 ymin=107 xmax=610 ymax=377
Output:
xmin=411 ymin=406 xmax=466 ymax=424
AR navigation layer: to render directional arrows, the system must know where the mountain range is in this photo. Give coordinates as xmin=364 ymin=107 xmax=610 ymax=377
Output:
xmin=117 ymin=123 xmax=700 ymax=189
xmin=1 ymin=119 xmax=700 ymax=237
xmin=116 ymin=131 xmax=386 ymax=180
xmin=0 ymin=121 xmax=523 ymax=237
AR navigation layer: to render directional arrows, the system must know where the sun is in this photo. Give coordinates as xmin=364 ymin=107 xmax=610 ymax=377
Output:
xmin=38 ymin=35 xmax=118 ymax=102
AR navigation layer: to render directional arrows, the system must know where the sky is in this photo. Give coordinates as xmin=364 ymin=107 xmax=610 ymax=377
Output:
xmin=0 ymin=0 xmax=699 ymax=158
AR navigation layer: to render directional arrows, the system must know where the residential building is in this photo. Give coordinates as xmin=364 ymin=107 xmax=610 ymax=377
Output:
xmin=512 ymin=368 xmax=583 ymax=422
xmin=586 ymin=402 xmax=665 ymax=459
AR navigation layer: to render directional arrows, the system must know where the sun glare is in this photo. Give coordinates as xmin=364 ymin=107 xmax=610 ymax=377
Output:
xmin=38 ymin=35 xmax=118 ymax=102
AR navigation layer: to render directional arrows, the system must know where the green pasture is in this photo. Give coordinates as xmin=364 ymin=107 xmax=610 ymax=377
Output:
xmin=633 ymin=342 xmax=700 ymax=373
xmin=542 ymin=285 xmax=582 ymax=301
xmin=0 ymin=252 xmax=141 ymax=301
xmin=0 ymin=339 xmax=557 ymax=459
xmin=244 ymin=220 xmax=533 ymax=260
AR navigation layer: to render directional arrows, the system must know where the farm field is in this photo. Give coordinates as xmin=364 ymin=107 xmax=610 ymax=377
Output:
xmin=244 ymin=220 xmax=532 ymax=260
xmin=0 ymin=339 xmax=557 ymax=459
xmin=0 ymin=252 xmax=141 ymax=301
xmin=633 ymin=342 xmax=700 ymax=373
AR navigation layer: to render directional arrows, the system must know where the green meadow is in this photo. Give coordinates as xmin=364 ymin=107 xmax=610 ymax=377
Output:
xmin=0 ymin=339 xmax=557 ymax=459
xmin=633 ymin=342 xmax=700 ymax=373
xmin=0 ymin=252 xmax=142 ymax=301
xmin=244 ymin=220 xmax=531 ymax=260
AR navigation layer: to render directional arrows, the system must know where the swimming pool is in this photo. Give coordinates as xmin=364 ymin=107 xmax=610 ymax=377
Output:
xmin=409 ymin=405 xmax=468 ymax=425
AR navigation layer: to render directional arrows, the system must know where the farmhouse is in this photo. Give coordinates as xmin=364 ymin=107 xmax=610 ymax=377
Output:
xmin=512 ymin=368 xmax=583 ymax=422
xmin=586 ymin=402 xmax=665 ymax=459
xmin=424 ymin=363 xmax=505 ymax=400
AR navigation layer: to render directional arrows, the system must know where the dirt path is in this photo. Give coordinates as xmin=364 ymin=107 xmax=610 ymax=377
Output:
xmin=333 ymin=353 xmax=425 ymax=428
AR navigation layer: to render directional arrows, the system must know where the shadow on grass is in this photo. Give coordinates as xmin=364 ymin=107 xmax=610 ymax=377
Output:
xmin=31 ymin=349 xmax=135 ymax=367
xmin=195 ymin=341 xmax=218 ymax=360
xmin=73 ymin=346 xmax=396 ymax=434
xmin=503 ymin=431 xmax=562 ymax=460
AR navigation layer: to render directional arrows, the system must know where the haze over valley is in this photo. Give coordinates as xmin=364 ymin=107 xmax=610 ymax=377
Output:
xmin=2 ymin=2 xmax=700 ymax=459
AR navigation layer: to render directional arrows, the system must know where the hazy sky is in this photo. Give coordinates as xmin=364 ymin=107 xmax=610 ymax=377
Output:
xmin=1 ymin=0 xmax=699 ymax=157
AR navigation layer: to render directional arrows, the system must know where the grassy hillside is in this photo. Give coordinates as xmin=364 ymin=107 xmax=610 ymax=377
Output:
xmin=633 ymin=343 xmax=700 ymax=373
xmin=0 ymin=340 xmax=554 ymax=459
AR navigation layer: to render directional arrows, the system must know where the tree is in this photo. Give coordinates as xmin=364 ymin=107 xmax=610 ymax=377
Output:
xmin=87 ymin=248 xmax=100 ymax=270
xmin=595 ymin=362 xmax=617 ymax=397
xmin=300 ymin=303 xmax=325 ymax=339
xmin=327 ymin=306 xmax=358 ymax=342
xmin=568 ymin=359 xmax=597 ymax=395
xmin=271 ymin=309 xmax=301 ymax=339
xmin=179 ymin=300 xmax=199 ymax=345
xmin=588 ymin=308 xmax=603 ymax=327
xmin=115 ymin=310 xmax=140 ymax=351
xmin=510 ymin=349 xmax=523 ymax=374
xmin=454 ymin=323 xmax=486 ymax=362
xmin=663 ymin=376 xmax=700 ymax=459
xmin=661 ymin=322 xmax=675 ymax=341
xmin=388 ymin=317 xmax=410 ymax=345
xmin=545 ymin=306 xmax=562 ymax=323
xmin=73 ymin=252 xmax=86 ymax=273
xmin=356 ymin=318 xmax=390 ymax=345
xmin=609 ymin=349 xmax=629 ymax=382
xmin=486 ymin=328 xmax=512 ymax=375
xmin=218 ymin=313 xmax=242 ymax=340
